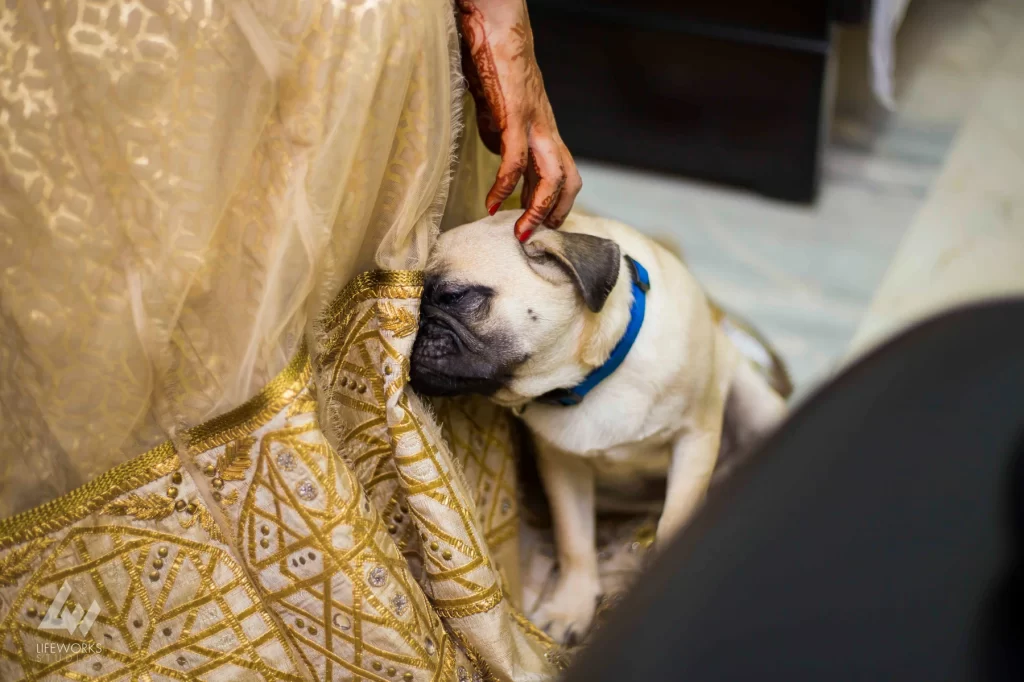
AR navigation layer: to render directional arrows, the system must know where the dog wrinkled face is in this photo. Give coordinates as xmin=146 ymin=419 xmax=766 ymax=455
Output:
xmin=410 ymin=275 xmax=515 ymax=396
xmin=410 ymin=211 xmax=621 ymax=405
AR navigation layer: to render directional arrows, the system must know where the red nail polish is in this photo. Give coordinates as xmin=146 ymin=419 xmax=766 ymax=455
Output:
xmin=488 ymin=202 xmax=500 ymax=216
xmin=517 ymin=228 xmax=533 ymax=243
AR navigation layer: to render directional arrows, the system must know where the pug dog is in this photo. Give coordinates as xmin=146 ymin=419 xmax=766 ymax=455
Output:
xmin=410 ymin=210 xmax=786 ymax=643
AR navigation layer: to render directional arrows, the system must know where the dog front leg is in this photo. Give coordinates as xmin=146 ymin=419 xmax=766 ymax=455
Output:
xmin=531 ymin=441 xmax=601 ymax=645
xmin=658 ymin=427 xmax=723 ymax=546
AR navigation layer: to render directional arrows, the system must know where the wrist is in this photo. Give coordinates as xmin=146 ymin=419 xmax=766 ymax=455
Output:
xmin=456 ymin=0 xmax=525 ymax=37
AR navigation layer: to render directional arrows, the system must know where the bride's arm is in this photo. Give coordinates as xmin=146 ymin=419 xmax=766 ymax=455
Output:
xmin=456 ymin=0 xmax=583 ymax=241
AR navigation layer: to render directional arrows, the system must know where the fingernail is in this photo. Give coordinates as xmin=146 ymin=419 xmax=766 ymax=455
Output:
xmin=517 ymin=228 xmax=533 ymax=243
xmin=487 ymin=202 xmax=500 ymax=216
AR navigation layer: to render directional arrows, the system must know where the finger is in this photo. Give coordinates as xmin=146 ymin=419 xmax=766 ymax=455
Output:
xmin=485 ymin=129 xmax=527 ymax=215
xmin=515 ymin=143 xmax=565 ymax=241
xmin=520 ymin=154 xmax=539 ymax=211
xmin=520 ymin=177 xmax=534 ymax=215
xmin=515 ymin=167 xmax=561 ymax=241
xmin=545 ymin=148 xmax=581 ymax=229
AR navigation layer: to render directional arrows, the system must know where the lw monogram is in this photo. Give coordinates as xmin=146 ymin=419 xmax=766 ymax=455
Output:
xmin=38 ymin=581 xmax=101 ymax=636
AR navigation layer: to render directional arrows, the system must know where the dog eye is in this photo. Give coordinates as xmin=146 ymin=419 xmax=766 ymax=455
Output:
xmin=438 ymin=290 xmax=466 ymax=306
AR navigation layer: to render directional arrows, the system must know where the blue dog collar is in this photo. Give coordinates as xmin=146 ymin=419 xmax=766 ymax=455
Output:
xmin=536 ymin=255 xmax=650 ymax=407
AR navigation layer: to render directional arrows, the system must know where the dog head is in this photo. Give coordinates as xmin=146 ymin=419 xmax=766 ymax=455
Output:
xmin=409 ymin=211 xmax=622 ymax=406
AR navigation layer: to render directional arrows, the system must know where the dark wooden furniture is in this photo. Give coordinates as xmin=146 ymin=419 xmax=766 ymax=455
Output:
xmin=529 ymin=1 xmax=869 ymax=203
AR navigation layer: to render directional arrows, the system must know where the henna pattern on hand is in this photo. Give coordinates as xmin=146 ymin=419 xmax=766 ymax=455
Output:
xmin=457 ymin=1 xmax=505 ymax=155
xmin=509 ymin=20 xmax=544 ymax=103
xmin=456 ymin=0 xmax=581 ymax=237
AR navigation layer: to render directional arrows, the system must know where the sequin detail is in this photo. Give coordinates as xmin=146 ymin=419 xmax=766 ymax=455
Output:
xmin=368 ymin=565 xmax=387 ymax=587
xmin=276 ymin=452 xmax=296 ymax=471
xmin=296 ymin=480 xmax=318 ymax=501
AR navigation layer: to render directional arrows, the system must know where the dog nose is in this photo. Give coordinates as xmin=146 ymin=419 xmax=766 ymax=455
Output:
xmin=413 ymin=320 xmax=457 ymax=358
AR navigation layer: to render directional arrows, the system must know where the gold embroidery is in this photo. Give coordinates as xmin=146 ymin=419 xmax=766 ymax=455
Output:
xmin=187 ymin=346 xmax=312 ymax=454
xmin=448 ymin=628 xmax=496 ymax=681
xmin=0 ymin=538 xmax=54 ymax=587
xmin=0 ymin=529 xmax=303 ymax=681
xmin=0 ymin=269 xmax=560 ymax=681
xmin=508 ymin=601 xmax=560 ymax=655
xmin=150 ymin=457 xmax=182 ymax=478
xmin=319 ymin=271 xmax=425 ymax=334
xmin=316 ymin=270 xmax=557 ymax=678
xmin=439 ymin=634 xmax=459 ymax=681
xmin=0 ymin=344 xmax=309 ymax=551
xmin=434 ymin=398 xmax=521 ymax=554
xmin=179 ymin=504 xmax=226 ymax=543
xmin=216 ymin=436 xmax=256 ymax=482
xmin=432 ymin=582 xmax=504 ymax=619
xmin=227 ymin=406 xmax=449 ymax=681
xmin=100 ymin=493 xmax=177 ymax=521
xmin=99 ymin=490 xmax=229 ymax=544
xmin=0 ymin=444 xmax=178 ymax=551
xmin=377 ymin=300 xmax=420 ymax=338
xmin=0 ymin=0 xmax=544 ymax=672
xmin=287 ymin=393 xmax=319 ymax=418
xmin=0 ymin=336 xmax=316 ymax=680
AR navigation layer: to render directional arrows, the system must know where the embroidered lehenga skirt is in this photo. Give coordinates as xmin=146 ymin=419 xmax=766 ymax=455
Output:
xmin=0 ymin=1 xmax=789 ymax=680
xmin=0 ymin=0 xmax=579 ymax=678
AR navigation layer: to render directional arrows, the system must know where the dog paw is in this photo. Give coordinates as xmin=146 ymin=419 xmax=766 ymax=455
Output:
xmin=532 ymin=576 xmax=600 ymax=646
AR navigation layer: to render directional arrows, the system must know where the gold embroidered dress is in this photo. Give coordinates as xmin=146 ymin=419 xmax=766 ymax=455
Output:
xmin=0 ymin=0 xmax=562 ymax=679
xmin=0 ymin=1 xmax=792 ymax=679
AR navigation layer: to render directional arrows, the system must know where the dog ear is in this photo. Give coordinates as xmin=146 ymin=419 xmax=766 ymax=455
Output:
xmin=524 ymin=229 xmax=621 ymax=312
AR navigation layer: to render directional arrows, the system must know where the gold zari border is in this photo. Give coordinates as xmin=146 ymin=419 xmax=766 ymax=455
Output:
xmin=0 ymin=312 xmax=316 ymax=549
xmin=320 ymin=269 xmax=425 ymax=330
xmin=0 ymin=440 xmax=178 ymax=550
xmin=433 ymin=581 xmax=504 ymax=619
xmin=0 ymin=270 xmax=426 ymax=549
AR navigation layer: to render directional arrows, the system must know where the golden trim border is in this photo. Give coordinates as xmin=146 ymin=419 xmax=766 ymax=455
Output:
xmin=320 ymin=269 xmax=424 ymax=331
xmin=187 ymin=342 xmax=312 ymax=453
xmin=0 ymin=339 xmax=311 ymax=549
xmin=0 ymin=441 xmax=179 ymax=550
xmin=0 ymin=269 xmax=423 ymax=550
xmin=433 ymin=582 xmax=504 ymax=619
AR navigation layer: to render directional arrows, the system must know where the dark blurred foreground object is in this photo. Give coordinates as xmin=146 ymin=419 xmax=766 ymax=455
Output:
xmin=564 ymin=298 xmax=1024 ymax=681
xmin=529 ymin=0 xmax=869 ymax=203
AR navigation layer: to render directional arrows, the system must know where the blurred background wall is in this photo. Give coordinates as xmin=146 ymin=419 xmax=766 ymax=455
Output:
xmin=526 ymin=0 xmax=1024 ymax=395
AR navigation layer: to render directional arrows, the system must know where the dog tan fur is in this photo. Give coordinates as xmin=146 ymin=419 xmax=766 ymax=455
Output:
xmin=410 ymin=211 xmax=786 ymax=643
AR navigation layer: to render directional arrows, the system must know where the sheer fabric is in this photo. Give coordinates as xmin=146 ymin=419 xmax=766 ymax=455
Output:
xmin=0 ymin=0 xmax=478 ymax=515
xmin=0 ymin=0 xmax=563 ymax=679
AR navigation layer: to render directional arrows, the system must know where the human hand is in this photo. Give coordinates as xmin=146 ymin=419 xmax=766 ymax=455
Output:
xmin=457 ymin=0 xmax=582 ymax=241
